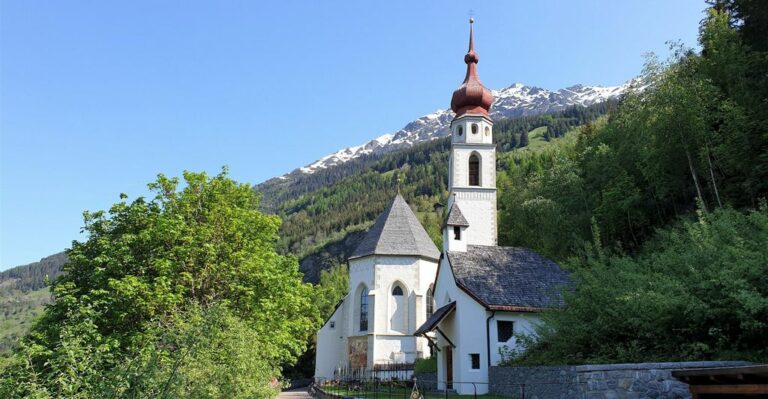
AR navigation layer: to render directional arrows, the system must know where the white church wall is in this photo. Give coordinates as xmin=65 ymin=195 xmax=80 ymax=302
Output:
xmin=488 ymin=313 xmax=541 ymax=366
xmin=373 ymin=335 xmax=417 ymax=364
xmin=443 ymin=225 xmax=467 ymax=252
xmin=348 ymin=257 xmax=375 ymax=337
xmin=450 ymin=116 xmax=493 ymax=145
xmin=454 ymin=289 xmax=492 ymax=395
xmin=434 ymin=257 xmax=460 ymax=309
xmin=451 ymin=189 xmax=497 ymax=246
xmin=373 ymin=256 xmax=420 ymax=335
xmin=450 ymin=146 xmax=496 ymax=189
xmin=315 ymin=298 xmax=348 ymax=380
xmin=341 ymin=255 xmax=439 ymax=370
xmin=417 ymin=258 xmax=438 ymax=317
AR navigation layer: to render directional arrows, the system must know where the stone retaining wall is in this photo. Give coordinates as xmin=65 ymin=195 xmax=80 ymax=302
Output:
xmin=490 ymin=361 xmax=750 ymax=399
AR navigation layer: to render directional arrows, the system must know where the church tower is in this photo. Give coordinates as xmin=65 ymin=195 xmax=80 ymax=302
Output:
xmin=444 ymin=18 xmax=497 ymax=251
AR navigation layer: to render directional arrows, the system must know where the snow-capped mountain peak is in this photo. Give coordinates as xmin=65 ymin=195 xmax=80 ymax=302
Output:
xmin=286 ymin=79 xmax=638 ymax=177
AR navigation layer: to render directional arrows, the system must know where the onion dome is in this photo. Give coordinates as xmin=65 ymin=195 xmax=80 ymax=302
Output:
xmin=450 ymin=18 xmax=494 ymax=119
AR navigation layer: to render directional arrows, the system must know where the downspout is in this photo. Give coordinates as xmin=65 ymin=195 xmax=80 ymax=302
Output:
xmin=486 ymin=310 xmax=496 ymax=367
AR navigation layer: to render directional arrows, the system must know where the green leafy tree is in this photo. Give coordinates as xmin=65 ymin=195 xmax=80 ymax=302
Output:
xmin=513 ymin=207 xmax=768 ymax=365
xmin=1 ymin=169 xmax=319 ymax=398
xmin=316 ymin=263 xmax=349 ymax=320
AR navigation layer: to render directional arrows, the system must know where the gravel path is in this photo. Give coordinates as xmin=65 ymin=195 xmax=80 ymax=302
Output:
xmin=276 ymin=387 xmax=313 ymax=399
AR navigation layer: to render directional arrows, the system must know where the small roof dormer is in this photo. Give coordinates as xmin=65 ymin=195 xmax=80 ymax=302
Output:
xmin=443 ymin=202 xmax=469 ymax=253
xmin=444 ymin=203 xmax=469 ymax=228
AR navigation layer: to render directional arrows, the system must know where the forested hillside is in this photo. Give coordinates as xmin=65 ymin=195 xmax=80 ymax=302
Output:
xmin=0 ymin=253 xmax=66 ymax=366
xmin=0 ymin=253 xmax=66 ymax=292
xmin=498 ymin=2 xmax=768 ymax=364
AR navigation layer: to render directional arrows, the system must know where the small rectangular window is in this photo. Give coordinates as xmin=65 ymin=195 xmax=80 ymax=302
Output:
xmin=453 ymin=226 xmax=461 ymax=240
xmin=497 ymin=321 xmax=514 ymax=342
xmin=470 ymin=353 xmax=480 ymax=369
xmin=330 ymin=321 xmax=335 ymax=329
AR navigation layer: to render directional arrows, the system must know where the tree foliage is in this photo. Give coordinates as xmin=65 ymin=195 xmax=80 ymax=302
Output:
xmin=0 ymin=170 xmax=319 ymax=398
xmin=499 ymin=4 xmax=768 ymax=364
xmin=512 ymin=207 xmax=768 ymax=364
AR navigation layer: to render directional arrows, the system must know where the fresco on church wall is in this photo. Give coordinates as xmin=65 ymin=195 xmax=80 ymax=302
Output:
xmin=348 ymin=336 xmax=368 ymax=369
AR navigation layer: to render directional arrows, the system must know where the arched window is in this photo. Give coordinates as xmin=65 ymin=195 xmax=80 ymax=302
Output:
xmin=471 ymin=123 xmax=478 ymax=134
xmin=457 ymin=126 xmax=463 ymax=136
xmin=392 ymin=286 xmax=403 ymax=296
xmin=360 ymin=287 xmax=369 ymax=331
xmin=426 ymin=285 xmax=435 ymax=319
xmin=485 ymin=126 xmax=490 ymax=136
xmin=469 ymin=154 xmax=480 ymax=186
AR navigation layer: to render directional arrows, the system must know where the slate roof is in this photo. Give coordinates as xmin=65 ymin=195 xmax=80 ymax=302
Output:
xmin=349 ymin=194 xmax=441 ymax=261
xmin=414 ymin=302 xmax=456 ymax=336
xmin=444 ymin=203 xmax=469 ymax=227
xmin=447 ymin=245 xmax=571 ymax=311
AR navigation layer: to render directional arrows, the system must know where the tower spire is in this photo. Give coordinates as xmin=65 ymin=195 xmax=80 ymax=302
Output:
xmin=468 ymin=17 xmax=475 ymax=53
xmin=450 ymin=18 xmax=493 ymax=120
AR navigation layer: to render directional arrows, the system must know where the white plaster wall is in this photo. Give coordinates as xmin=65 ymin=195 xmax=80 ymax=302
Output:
xmin=348 ymin=257 xmax=375 ymax=337
xmin=488 ymin=313 xmax=541 ymax=366
xmin=448 ymin=144 xmax=496 ymax=189
xmin=443 ymin=225 xmax=467 ymax=252
xmin=449 ymin=189 xmax=497 ymax=246
xmin=373 ymin=335 xmax=418 ymax=364
xmin=315 ymin=298 xmax=348 ymax=380
xmin=450 ymin=146 xmax=496 ymax=190
xmin=347 ymin=255 xmax=438 ymax=367
xmin=433 ymin=257 xmax=461 ymax=391
xmin=432 ymin=257 xmax=496 ymax=394
xmin=454 ymin=290 xmax=491 ymax=394
xmin=450 ymin=116 xmax=493 ymax=145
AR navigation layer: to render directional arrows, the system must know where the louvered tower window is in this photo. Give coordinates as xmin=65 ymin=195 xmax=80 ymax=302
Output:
xmin=469 ymin=154 xmax=480 ymax=186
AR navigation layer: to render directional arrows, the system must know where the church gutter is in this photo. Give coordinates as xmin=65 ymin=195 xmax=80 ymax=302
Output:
xmin=486 ymin=310 xmax=496 ymax=367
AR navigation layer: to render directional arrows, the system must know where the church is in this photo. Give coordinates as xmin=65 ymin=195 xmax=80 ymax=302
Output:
xmin=314 ymin=19 xmax=571 ymax=395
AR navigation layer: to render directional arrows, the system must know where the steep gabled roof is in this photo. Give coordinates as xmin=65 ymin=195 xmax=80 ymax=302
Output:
xmin=349 ymin=194 xmax=440 ymax=261
xmin=447 ymin=245 xmax=571 ymax=311
xmin=444 ymin=203 xmax=469 ymax=227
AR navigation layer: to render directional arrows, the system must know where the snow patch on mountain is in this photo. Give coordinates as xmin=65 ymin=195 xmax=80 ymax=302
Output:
xmin=287 ymin=79 xmax=642 ymax=177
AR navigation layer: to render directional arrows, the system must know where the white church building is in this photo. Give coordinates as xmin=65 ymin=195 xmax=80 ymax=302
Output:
xmin=315 ymin=19 xmax=571 ymax=395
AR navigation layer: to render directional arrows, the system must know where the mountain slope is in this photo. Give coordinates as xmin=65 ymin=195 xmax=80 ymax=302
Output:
xmin=281 ymin=80 xmax=638 ymax=178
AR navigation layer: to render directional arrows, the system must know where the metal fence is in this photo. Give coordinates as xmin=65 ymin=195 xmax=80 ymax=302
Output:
xmin=312 ymin=376 xmax=559 ymax=399
xmin=313 ymin=362 xmax=572 ymax=398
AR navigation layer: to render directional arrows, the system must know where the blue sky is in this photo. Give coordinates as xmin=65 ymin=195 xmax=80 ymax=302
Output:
xmin=1 ymin=1 xmax=706 ymax=269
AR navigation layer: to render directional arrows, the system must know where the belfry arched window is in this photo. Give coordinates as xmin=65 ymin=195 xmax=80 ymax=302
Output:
xmin=392 ymin=286 xmax=403 ymax=296
xmin=469 ymin=154 xmax=480 ymax=186
xmin=360 ymin=287 xmax=369 ymax=331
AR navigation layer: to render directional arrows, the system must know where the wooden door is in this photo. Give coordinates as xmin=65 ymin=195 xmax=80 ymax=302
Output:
xmin=445 ymin=346 xmax=453 ymax=389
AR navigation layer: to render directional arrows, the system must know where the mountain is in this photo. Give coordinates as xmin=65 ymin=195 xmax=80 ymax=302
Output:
xmin=281 ymin=80 xmax=638 ymax=178
xmin=0 ymin=252 xmax=67 ymax=366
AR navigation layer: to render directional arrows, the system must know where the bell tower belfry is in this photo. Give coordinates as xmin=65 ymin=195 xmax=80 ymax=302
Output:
xmin=444 ymin=18 xmax=497 ymax=251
